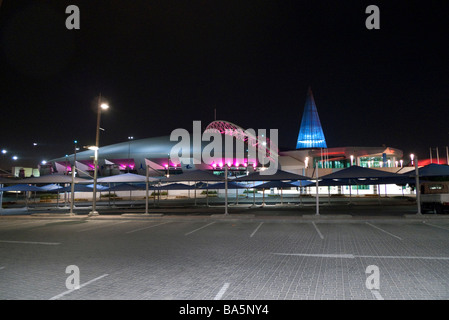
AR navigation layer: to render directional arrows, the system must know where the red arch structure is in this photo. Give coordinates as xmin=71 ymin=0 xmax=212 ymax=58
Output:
xmin=204 ymin=120 xmax=278 ymax=163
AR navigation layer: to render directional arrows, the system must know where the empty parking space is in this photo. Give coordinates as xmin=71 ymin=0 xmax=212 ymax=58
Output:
xmin=1 ymin=215 xmax=449 ymax=300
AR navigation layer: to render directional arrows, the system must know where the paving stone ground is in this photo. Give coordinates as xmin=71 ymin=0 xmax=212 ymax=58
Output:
xmin=1 ymin=209 xmax=449 ymax=300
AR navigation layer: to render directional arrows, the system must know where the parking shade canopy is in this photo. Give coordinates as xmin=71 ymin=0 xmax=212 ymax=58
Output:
xmin=94 ymin=173 xmax=159 ymax=183
xmin=200 ymin=181 xmax=247 ymax=189
xmin=319 ymin=166 xmax=403 ymax=180
xmin=234 ymin=169 xmax=310 ymax=181
xmin=160 ymin=170 xmax=224 ymax=182
xmin=107 ymin=183 xmax=146 ymax=191
xmin=153 ymin=183 xmax=194 ymax=190
xmin=0 ymin=184 xmax=44 ymax=192
xmin=318 ymin=166 xmax=414 ymax=186
xmin=254 ymin=181 xmax=297 ymax=189
xmin=12 ymin=174 xmax=90 ymax=184
xmin=407 ymin=163 xmax=449 ymax=177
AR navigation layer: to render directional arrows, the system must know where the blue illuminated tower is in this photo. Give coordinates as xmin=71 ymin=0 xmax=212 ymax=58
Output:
xmin=296 ymin=87 xmax=327 ymax=149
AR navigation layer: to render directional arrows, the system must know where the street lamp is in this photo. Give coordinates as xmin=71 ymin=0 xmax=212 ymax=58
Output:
xmin=127 ymin=136 xmax=134 ymax=173
xmin=89 ymin=95 xmax=109 ymax=217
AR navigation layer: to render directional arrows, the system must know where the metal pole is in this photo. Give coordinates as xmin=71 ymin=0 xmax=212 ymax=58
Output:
xmin=446 ymin=146 xmax=449 ymax=165
xmin=145 ymin=165 xmax=149 ymax=214
xmin=224 ymin=165 xmax=228 ymax=214
xmin=89 ymin=94 xmax=102 ymax=216
xmin=415 ymin=156 xmax=421 ymax=215
xmin=69 ymin=141 xmax=77 ymax=216
xmin=315 ymin=164 xmax=319 ymax=215
xmin=436 ymin=147 xmax=439 ymax=164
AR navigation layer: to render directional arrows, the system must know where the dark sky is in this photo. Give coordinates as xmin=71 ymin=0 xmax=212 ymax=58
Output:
xmin=1 ymin=0 xmax=448 ymax=167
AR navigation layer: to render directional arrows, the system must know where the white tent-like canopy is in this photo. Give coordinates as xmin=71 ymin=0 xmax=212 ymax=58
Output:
xmin=94 ymin=173 xmax=159 ymax=183
xmin=10 ymin=174 xmax=90 ymax=184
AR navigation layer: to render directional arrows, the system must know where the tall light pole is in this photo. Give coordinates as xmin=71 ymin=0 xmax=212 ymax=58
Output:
xmin=89 ymin=95 xmax=109 ymax=217
xmin=414 ymin=155 xmax=421 ymax=215
xmin=69 ymin=140 xmax=78 ymax=216
xmin=127 ymin=136 xmax=134 ymax=173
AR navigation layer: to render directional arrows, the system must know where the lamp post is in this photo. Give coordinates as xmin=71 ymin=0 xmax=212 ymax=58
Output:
xmin=224 ymin=163 xmax=229 ymax=215
xmin=69 ymin=140 xmax=78 ymax=216
xmin=89 ymin=95 xmax=109 ymax=217
xmin=127 ymin=136 xmax=134 ymax=172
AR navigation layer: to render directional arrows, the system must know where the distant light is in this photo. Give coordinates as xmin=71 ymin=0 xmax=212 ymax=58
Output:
xmin=33 ymin=143 xmax=38 ymax=146
xmin=74 ymin=140 xmax=78 ymax=144
xmin=1 ymin=149 xmax=6 ymax=154
xmin=12 ymin=156 xmax=18 ymax=160
xmin=88 ymin=146 xmax=99 ymax=151
xmin=219 ymin=162 xmax=223 ymax=168
xmin=41 ymin=160 xmax=47 ymax=165
xmin=227 ymin=161 xmax=231 ymax=167
xmin=100 ymin=103 xmax=109 ymax=110
xmin=212 ymin=163 xmax=217 ymax=168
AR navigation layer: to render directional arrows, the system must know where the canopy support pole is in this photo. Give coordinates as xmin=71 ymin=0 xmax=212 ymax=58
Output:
xmin=144 ymin=165 xmax=150 ymax=215
xmin=415 ymin=157 xmax=421 ymax=215
xmin=315 ymin=165 xmax=319 ymax=215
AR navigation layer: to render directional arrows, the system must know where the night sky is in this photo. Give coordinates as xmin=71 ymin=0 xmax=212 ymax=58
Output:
xmin=1 ymin=0 xmax=448 ymax=168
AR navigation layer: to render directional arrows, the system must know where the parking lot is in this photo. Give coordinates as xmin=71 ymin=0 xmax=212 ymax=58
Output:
xmin=1 ymin=206 xmax=449 ymax=301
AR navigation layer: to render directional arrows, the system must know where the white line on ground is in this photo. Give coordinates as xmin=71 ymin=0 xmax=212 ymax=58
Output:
xmin=125 ymin=222 xmax=171 ymax=234
xmin=371 ymin=290 xmax=384 ymax=300
xmin=77 ymin=221 xmax=130 ymax=232
xmin=272 ymin=253 xmax=449 ymax=260
xmin=273 ymin=253 xmax=355 ymax=258
xmin=0 ymin=266 xmax=4 ymax=270
xmin=422 ymin=221 xmax=449 ymax=231
xmin=214 ymin=283 xmax=230 ymax=300
xmin=49 ymin=274 xmax=109 ymax=300
xmin=312 ymin=222 xmax=324 ymax=239
xmin=185 ymin=222 xmax=216 ymax=236
xmin=250 ymin=222 xmax=264 ymax=238
xmin=0 ymin=240 xmax=61 ymax=245
xmin=365 ymin=222 xmax=402 ymax=240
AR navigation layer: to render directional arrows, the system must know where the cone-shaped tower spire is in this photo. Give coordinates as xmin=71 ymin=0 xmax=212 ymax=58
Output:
xmin=296 ymin=87 xmax=327 ymax=149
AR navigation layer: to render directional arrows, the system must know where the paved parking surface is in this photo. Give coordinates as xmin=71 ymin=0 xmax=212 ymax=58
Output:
xmin=1 ymin=213 xmax=449 ymax=300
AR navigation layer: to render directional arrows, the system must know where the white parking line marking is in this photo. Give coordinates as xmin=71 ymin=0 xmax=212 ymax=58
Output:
xmin=250 ymin=222 xmax=264 ymax=238
xmin=273 ymin=253 xmax=355 ymax=258
xmin=272 ymin=253 xmax=449 ymax=260
xmin=0 ymin=266 xmax=5 ymax=270
xmin=49 ymin=274 xmax=109 ymax=300
xmin=185 ymin=222 xmax=216 ymax=236
xmin=423 ymin=221 xmax=449 ymax=231
xmin=125 ymin=222 xmax=171 ymax=234
xmin=77 ymin=221 xmax=130 ymax=232
xmin=365 ymin=222 xmax=402 ymax=240
xmin=312 ymin=222 xmax=324 ymax=239
xmin=371 ymin=290 xmax=384 ymax=300
xmin=0 ymin=240 xmax=60 ymax=245
xmin=214 ymin=283 xmax=230 ymax=300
